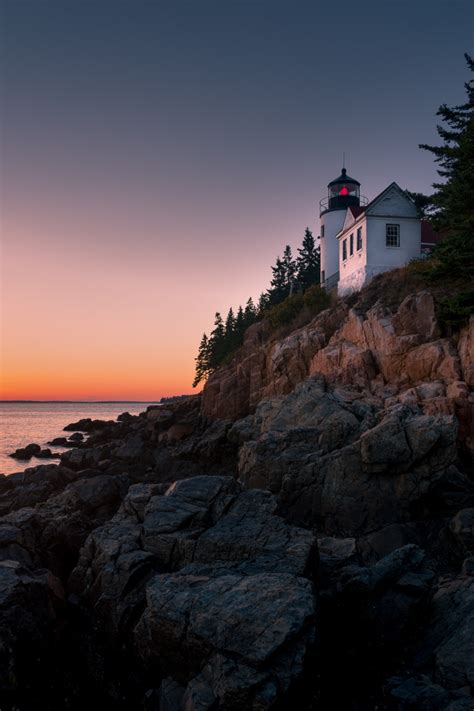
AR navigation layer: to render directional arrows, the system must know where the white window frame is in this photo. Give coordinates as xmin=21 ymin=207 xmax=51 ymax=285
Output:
xmin=342 ymin=239 xmax=347 ymax=261
xmin=386 ymin=223 xmax=400 ymax=248
xmin=357 ymin=226 xmax=362 ymax=251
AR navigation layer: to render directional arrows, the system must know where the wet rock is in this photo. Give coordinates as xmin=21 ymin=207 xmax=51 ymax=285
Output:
xmin=64 ymin=418 xmax=114 ymax=432
xmin=68 ymin=432 xmax=84 ymax=442
xmin=9 ymin=443 xmax=41 ymax=460
xmin=36 ymin=448 xmax=61 ymax=459
xmin=48 ymin=437 xmax=69 ymax=446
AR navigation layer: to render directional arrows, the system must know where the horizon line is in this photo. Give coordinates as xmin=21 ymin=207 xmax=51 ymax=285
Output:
xmin=0 ymin=400 xmax=164 ymax=404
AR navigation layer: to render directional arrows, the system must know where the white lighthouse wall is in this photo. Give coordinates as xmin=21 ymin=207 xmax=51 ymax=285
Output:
xmin=320 ymin=209 xmax=346 ymax=284
xmin=338 ymin=216 xmax=421 ymax=295
xmin=338 ymin=219 xmax=367 ymax=294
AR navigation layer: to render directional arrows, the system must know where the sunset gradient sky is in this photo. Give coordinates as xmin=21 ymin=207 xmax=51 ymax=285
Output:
xmin=1 ymin=0 xmax=472 ymax=400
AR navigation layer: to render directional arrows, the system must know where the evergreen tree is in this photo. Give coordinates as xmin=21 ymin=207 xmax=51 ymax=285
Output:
xmin=267 ymin=256 xmax=289 ymax=305
xmin=404 ymin=191 xmax=435 ymax=219
xmin=418 ymin=53 xmax=474 ymax=276
xmin=192 ymin=333 xmax=211 ymax=387
xmin=282 ymin=245 xmax=297 ymax=284
xmin=235 ymin=306 xmax=246 ymax=340
xmin=258 ymin=292 xmax=270 ymax=314
xmin=225 ymin=308 xmax=235 ymax=337
xmin=296 ymin=228 xmax=320 ymax=290
xmin=244 ymin=297 xmax=257 ymax=326
xmin=208 ymin=312 xmax=226 ymax=369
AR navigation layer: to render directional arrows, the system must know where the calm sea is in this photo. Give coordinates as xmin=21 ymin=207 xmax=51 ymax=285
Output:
xmin=0 ymin=401 xmax=159 ymax=475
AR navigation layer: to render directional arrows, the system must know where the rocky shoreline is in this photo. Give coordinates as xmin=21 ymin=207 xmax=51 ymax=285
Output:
xmin=0 ymin=293 xmax=473 ymax=710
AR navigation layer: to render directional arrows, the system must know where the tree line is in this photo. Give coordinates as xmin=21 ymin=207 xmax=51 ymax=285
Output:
xmin=193 ymin=228 xmax=320 ymax=386
xmin=410 ymin=52 xmax=474 ymax=327
xmin=193 ymin=52 xmax=474 ymax=386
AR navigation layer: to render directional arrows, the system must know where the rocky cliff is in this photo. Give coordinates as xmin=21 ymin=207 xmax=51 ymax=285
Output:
xmin=202 ymin=293 xmax=473 ymax=455
xmin=0 ymin=290 xmax=473 ymax=710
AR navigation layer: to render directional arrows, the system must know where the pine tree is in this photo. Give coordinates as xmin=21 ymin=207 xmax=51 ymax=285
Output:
xmin=208 ymin=312 xmax=226 ymax=370
xmin=418 ymin=53 xmax=474 ymax=276
xmin=404 ymin=191 xmax=435 ymax=219
xmin=235 ymin=306 xmax=246 ymax=340
xmin=258 ymin=292 xmax=270 ymax=314
xmin=192 ymin=333 xmax=211 ymax=387
xmin=267 ymin=256 xmax=289 ymax=305
xmin=244 ymin=297 xmax=257 ymax=326
xmin=296 ymin=228 xmax=320 ymax=291
xmin=282 ymin=245 xmax=297 ymax=284
xmin=225 ymin=308 xmax=235 ymax=337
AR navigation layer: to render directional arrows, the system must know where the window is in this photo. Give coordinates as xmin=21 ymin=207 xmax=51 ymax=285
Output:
xmin=386 ymin=224 xmax=400 ymax=247
xmin=349 ymin=233 xmax=354 ymax=256
xmin=321 ymin=270 xmax=325 ymax=283
xmin=357 ymin=227 xmax=362 ymax=250
xmin=321 ymin=225 xmax=325 ymax=238
xmin=342 ymin=239 xmax=347 ymax=261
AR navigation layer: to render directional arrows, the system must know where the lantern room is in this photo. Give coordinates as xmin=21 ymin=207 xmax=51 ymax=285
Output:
xmin=325 ymin=168 xmax=361 ymax=211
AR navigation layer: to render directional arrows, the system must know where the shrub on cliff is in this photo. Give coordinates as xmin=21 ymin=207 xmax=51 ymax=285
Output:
xmin=267 ymin=285 xmax=330 ymax=330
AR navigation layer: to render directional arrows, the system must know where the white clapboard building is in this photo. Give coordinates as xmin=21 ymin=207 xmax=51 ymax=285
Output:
xmin=319 ymin=168 xmax=438 ymax=295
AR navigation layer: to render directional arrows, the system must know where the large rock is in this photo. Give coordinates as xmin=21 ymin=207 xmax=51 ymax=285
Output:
xmin=450 ymin=508 xmax=474 ymax=553
xmin=201 ymin=305 xmax=348 ymax=420
xmin=238 ymin=380 xmax=471 ymax=536
xmin=424 ymin=574 xmax=474 ymax=691
xmin=0 ymin=560 xmax=63 ymax=697
xmin=0 ymin=473 xmax=129 ymax=576
xmin=70 ymin=475 xmax=317 ymax=708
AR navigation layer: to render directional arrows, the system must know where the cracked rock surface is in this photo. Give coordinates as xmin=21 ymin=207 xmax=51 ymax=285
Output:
xmin=70 ymin=475 xmax=318 ymax=709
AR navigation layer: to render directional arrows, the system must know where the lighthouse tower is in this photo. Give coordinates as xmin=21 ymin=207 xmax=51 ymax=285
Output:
xmin=319 ymin=168 xmax=364 ymax=290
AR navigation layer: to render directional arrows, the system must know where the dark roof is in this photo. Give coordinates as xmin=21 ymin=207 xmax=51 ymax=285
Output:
xmin=421 ymin=220 xmax=441 ymax=244
xmin=348 ymin=205 xmax=366 ymax=218
xmin=328 ymin=167 xmax=360 ymax=187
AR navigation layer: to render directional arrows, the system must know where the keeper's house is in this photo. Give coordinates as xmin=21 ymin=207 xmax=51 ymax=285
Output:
xmin=319 ymin=169 xmax=439 ymax=296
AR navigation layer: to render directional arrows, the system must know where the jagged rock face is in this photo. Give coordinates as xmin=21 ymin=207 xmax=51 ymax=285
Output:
xmin=202 ymin=294 xmax=474 ymax=453
xmin=417 ymin=573 xmax=474 ymax=693
xmin=0 ymin=473 xmax=129 ymax=575
xmin=70 ymin=475 xmax=318 ymax=709
xmin=237 ymin=379 xmax=473 ymax=536
xmin=0 ymin=560 xmax=64 ymax=696
xmin=202 ymin=304 xmax=348 ymax=420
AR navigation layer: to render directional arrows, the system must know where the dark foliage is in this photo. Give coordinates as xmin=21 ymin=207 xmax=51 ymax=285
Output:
xmin=193 ymin=229 xmax=322 ymax=385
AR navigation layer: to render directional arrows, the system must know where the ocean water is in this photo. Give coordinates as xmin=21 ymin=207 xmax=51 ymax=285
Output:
xmin=0 ymin=401 xmax=159 ymax=475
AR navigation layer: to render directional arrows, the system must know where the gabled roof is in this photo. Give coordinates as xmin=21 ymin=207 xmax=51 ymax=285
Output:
xmin=349 ymin=206 xmax=365 ymax=218
xmin=364 ymin=181 xmax=417 ymax=216
xmin=336 ymin=182 xmax=427 ymax=241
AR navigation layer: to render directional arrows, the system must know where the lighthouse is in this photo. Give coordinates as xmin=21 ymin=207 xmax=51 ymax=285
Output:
xmin=319 ymin=168 xmax=366 ymax=290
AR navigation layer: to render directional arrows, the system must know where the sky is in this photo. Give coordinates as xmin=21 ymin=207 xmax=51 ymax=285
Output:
xmin=1 ymin=0 xmax=472 ymax=400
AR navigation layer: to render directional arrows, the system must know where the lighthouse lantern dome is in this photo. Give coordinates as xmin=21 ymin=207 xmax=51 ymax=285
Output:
xmin=327 ymin=168 xmax=360 ymax=210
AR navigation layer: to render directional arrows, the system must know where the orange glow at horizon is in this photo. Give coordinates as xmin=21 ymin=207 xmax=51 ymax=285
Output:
xmin=1 ymin=188 xmax=282 ymax=401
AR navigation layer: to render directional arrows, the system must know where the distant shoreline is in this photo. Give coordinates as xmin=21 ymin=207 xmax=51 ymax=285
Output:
xmin=0 ymin=400 xmax=161 ymax=404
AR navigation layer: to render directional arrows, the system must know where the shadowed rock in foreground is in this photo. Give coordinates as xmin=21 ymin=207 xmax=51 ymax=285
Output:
xmin=0 ymin=293 xmax=473 ymax=709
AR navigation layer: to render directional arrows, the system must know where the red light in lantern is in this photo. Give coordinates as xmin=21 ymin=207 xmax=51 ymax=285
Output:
xmin=339 ymin=186 xmax=349 ymax=196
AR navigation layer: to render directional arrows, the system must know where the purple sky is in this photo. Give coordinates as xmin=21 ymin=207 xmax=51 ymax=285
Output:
xmin=1 ymin=0 xmax=472 ymax=398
